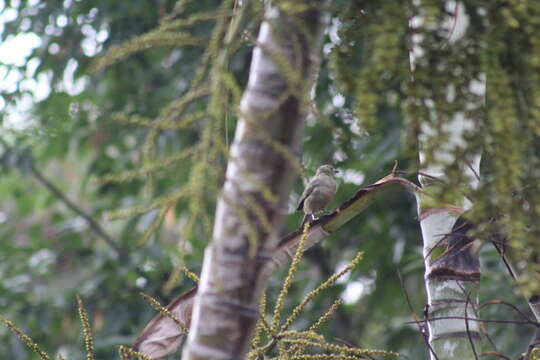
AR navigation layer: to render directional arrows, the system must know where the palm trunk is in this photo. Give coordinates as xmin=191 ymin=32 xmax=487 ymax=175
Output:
xmin=411 ymin=2 xmax=484 ymax=359
xmin=416 ymin=196 xmax=482 ymax=360
xmin=182 ymin=3 xmax=329 ymax=360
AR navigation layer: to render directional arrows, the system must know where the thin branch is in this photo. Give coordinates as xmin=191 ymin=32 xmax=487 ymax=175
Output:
xmin=27 ymin=156 xmax=125 ymax=257
xmin=479 ymin=351 xmax=510 ymax=360
xmin=406 ymin=317 xmax=539 ymax=326
xmin=395 ymin=170 xmax=442 ymax=183
xmin=0 ymin=140 xmax=124 ymax=256
xmin=464 ymin=290 xmax=479 ymax=360
xmin=446 ymin=1 xmax=461 ymax=41
xmin=478 ymin=304 xmax=502 ymax=356
xmin=480 ymin=300 xmax=538 ymax=325
xmin=396 ymin=269 xmax=439 ymax=360
xmin=489 ymin=236 xmax=517 ymax=279
xmin=465 ymin=160 xmax=481 ymax=182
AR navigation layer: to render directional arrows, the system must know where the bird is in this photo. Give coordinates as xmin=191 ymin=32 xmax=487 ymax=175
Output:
xmin=296 ymin=164 xmax=338 ymax=225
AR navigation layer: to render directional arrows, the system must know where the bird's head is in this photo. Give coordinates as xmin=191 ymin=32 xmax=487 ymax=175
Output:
xmin=315 ymin=164 xmax=338 ymax=176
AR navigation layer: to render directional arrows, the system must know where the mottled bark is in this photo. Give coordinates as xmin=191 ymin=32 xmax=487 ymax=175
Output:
xmin=182 ymin=3 xmax=329 ymax=360
xmin=417 ymin=205 xmax=482 ymax=360
xmin=411 ymin=2 xmax=484 ymax=359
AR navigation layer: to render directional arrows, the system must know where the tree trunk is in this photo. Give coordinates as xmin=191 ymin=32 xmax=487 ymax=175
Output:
xmin=182 ymin=3 xmax=329 ymax=360
xmin=411 ymin=2 xmax=484 ymax=359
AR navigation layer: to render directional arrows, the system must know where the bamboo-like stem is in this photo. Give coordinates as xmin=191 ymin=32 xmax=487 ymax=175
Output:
xmin=411 ymin=2 xmax=484 ymax=359
xmin=182 ymin=2 xmax=330 ymax=359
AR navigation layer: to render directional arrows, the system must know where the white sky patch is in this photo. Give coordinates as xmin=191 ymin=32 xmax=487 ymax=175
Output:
xmin=81 ymin=23 xmax=109 ymax=57
xmin=336 ymin=261 xmax=351 ymax=284
xmin=323 ymin=42 xmax=333 ymax=56
xmin=0 ymin=3 xmax=47 ymax=128
xmin=25 ymin=56 xmax=40 ymax=77
xmin=2 ymin=94 xmax=38 ymax=130
xmin=335 ymin=260 xmax=375 ymax=304
xmin=48 ymin=42 xmax=60 ymax=54
xmin=340 ymin=169 xmax=365 ymax=185
xmin=142 ymin=259 xmax=156 ymax=272
xmin=332 ymin=148 xmax=347 ymax=163
xmin=332 ymin=93 xmax=345 ymax=108
xmin=323 ymin=18 xmax=341 ymax=55
xmin=34 ymin=72 xmax=52 ymax=100
xmin=56 ymin=14 xmax=68 ymax=27
xmin=0 ymin=6 xmax=17 ymax=25
xmin=106 ymin=144 xmax=120 ymax=158
xmin=328 ymin=18 xmax=342 ymax=45
xmin=341 ymin=281 xmax=365 ymax=304
xmin=28 ymin=249 xmax=57 ymax=275
xmin=0 ymin=1 xmax=95 ymax=129
xmin=0 ymin=66 xmax=22 ymax=92
xmin=61 ymin=58 xmax=86 ymax=95
xmin=392 ymin=236 xmax=405 ymax=263
xmin=136 ymin=277 xmax=148 ymax=288
xmin=0 ymin=32 xmax=41 ymax=66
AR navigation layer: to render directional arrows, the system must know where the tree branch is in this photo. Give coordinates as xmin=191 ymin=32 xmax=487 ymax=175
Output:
xmin=0 ymin=140 xmax=124 ymax=258
xmin=27 ymin=160 xmax=125 ymax=257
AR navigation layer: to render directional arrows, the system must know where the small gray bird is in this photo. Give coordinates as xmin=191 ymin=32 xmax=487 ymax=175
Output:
xmin=296 ymin=164 xmax=338 ymax=225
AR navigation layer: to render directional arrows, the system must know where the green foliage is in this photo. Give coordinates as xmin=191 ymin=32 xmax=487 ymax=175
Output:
xmin=1 ymin=1 xmax=221 ymax=357
xmin=0 ymin=316 xmax=51 ymax=360
xmin=77 ymin=296 xmax=95 ymax=360
xmin=139 ymin=292 xmax=187 ymax=334
xmin=1 ymin=295 xmax=157 ymax=360
xmin=89 ymin=0 xmax=246 ymax=258
xmin=248 ymin=224 xmax=391 ymax=360
xmin=1 ymin=0 xmax=540 ymax=359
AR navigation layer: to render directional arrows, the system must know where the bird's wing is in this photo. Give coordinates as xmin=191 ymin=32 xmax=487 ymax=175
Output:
xmin=296 ymin=178 xmax=322 ymax=211
xmin=296 ymin=187 xmax=311 ymax=211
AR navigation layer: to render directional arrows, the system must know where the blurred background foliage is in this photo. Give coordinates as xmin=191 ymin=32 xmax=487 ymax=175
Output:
xmin=0 ymin=0 xmax=534 ymax=359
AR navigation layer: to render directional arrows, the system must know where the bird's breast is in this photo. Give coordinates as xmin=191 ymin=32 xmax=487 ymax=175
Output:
xmin=303 ymin=184 xmax=335 ymax=214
